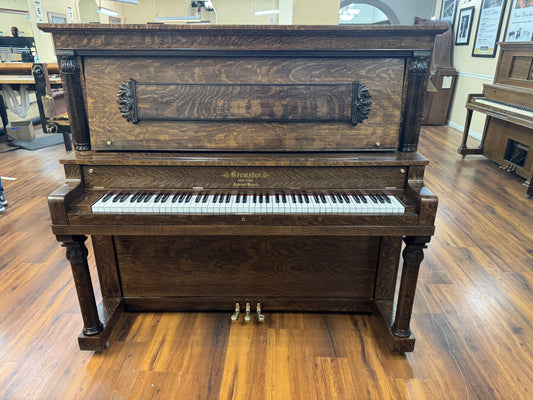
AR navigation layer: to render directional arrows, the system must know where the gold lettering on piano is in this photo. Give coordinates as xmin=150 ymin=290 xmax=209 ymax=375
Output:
xmin=222 ymin=171 xmax=271 ymax=187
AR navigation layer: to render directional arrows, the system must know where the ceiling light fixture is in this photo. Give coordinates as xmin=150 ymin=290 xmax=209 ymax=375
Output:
xmin=97 ymin=7 xmax=119 ymax=17
xmin=153 ymin=16 xmax=201 ymax=21
xmin=254 ymin=9 xmax=280 ymax=16
xmin=109 ymin=0 xmax=139 ymax=4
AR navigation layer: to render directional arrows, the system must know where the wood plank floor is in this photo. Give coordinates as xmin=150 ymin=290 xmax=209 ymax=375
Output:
xmin=0 ymin=125 xmax=532 ymax=399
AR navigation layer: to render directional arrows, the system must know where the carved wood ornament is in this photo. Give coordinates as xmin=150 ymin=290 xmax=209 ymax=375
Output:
xmin=117 ymin=78 xmax=372 ymax=126
xmin=351 ymin=80 xmax=372 ymax=126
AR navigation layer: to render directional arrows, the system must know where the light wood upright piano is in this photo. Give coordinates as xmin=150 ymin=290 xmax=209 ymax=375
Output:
xmin=459 ymin=42 xmax=533 ymax=198
xmin=40 ymin=24 xmax=444 ymax=352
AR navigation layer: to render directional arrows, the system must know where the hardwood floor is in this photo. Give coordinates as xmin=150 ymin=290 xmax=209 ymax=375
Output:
xmin=0 ymin=125 xmax=531 ymax=399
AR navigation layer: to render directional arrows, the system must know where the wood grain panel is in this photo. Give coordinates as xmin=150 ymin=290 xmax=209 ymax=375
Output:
xmin=82 ymin=165 xmax=407 ymax=190
xmin=115 ymin=235 xmax=379 ymax=299
xmin=85 ymin=57 xmax=404 ymax=151
xmin=135 ymin=83 xmax=353 ymax=122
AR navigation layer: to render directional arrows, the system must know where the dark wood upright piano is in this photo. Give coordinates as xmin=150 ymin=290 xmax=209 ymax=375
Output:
xmin=459 ymin=42 xmax=533 ymax=198
xmin=40 ymin=24 xmax=443 ymax=352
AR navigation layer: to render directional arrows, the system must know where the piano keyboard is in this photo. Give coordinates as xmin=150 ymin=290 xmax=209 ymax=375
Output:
xmin=91 ymin=191 xmax=405 ymax=215
xmin=473 ymin=98 xmax=533 ymax=118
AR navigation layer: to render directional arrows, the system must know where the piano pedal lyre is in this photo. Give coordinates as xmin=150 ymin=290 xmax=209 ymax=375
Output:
xmin=231 ymin=302 xmax=240 ymax=322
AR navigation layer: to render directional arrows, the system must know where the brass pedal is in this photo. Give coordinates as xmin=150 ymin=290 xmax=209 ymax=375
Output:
xmin=230 ymin=302 xmax=240 ymax=322
xmin=256 ymin=303 xmax=265 ymax=323
xmin=244 ymin=302 xmax=252 ymax=323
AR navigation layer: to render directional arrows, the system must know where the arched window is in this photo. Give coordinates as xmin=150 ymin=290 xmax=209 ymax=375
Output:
xmin=339 ymin=1 xmax=400 ymax=25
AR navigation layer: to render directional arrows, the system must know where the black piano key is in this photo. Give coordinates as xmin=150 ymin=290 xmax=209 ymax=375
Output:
xmin=369 ymin=194 xmax=378 ymax=203
xmin=120 ymin=193 xmax=130 ymax=203
xmin=329 ymin=192 xmax=337 ymax=203
xmin=320 ymin=193 xmax=327 ymax=203
xmin=259 ymin=193 xmax=263 ymax=203
xmin=131 ymin=193 xmax=140 ymax=203
xmin=342 ymin=193 xmax=350 ymax=203
xmin=185 ymin=193 xmax=192 ymax=202
xmin=137 ymin=193 xmax=146 ymax=203
xmin=161 ymin=193 xmax=170 ymax=203
xmin=172 ymin=192 xmax=181 ymax=203
xmin=112 ymin=193 xmax=122 ymax=203
xmin=351 ymin=193 xmax=361 ymax=203
xmin=143 ymin=193 xmax=153 ymax=203
xmin=213 ymin=193 xmax=219 ymax=203
xmin=275 ymin=193 xmax=280 ymax=203
xmin=383 ymin=194 xmax=392 ymax=204
xmin=195 ymin=193 xmax=203 ymax=203
xmin=291 ymin=193 xmax=297 ymax=203
xmin=242 ymin=193 xmax=247 ymax=203
xmin=154 ymin=193 xmax=163 ymax=203
xmin=236 ymin=193 xmax=241 ymax=203
xmin=179 ymin=193 xmax=187 ymax=203
xmin=360 ymin=194 xmax=368 ymax=203
xmin=102 ymin=193 xmax=114 ymax=202
xmin=265 ymin=194 xmax=270 ymax=203
xmin=282 ymin=192 xmax=287 ymax=203
xmin=219 ymin=193 xmax=225 ymax=203
xmin=297 ymin=193 xmax=303 ymax=203
xmin=225 ymin=193 xmax=231 ymax=203
xmin=313 ymin=192 xmax=320 ymax=203
xmin=335 ymin=192 xmax=343 ymax=203
xmin=253 ymin=193 xmax=257 ymax=203
xmin=303 ymin=191 xmax=310 ymax=203
xmin=202 ymin=193 xmax=209 ymax=203
xmin=376 ymin=194 xmax=385 ymax=203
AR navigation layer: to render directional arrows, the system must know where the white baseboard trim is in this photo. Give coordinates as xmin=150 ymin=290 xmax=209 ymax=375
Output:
xmin=446 ymin=120 xmax=482 ymax=141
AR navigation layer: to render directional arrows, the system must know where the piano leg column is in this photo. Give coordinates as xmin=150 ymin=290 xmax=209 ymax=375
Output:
xmin=458 ymin=108 xmax=474 ymax=157
xmin=390 ymin=236 xmax=429 ymax=341
xmin=62 ymin=235 xmax=104 ymax=336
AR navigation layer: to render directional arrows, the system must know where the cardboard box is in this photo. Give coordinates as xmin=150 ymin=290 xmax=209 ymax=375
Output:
xmin=7 ymin=121 xmax=35 ymax=141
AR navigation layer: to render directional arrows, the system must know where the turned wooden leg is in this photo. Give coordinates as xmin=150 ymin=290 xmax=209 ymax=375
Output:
xmin=391 ymin=236 xmax=429 ymax=338
xmin=458 ymin=108 xmax=474 ymax=157
xmin=62 ymin=235 xmax=103 ymax=336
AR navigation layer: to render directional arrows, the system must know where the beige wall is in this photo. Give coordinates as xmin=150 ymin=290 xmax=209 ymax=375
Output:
xmin=438 ymin=0 xmax=514 ymax=139
xmin=0 ymin=0 xmax=32 ymax=37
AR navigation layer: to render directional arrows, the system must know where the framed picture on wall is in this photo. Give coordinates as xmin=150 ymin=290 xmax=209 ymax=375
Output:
xmin=472 ymin=0 xmax=507 ymax=57
xmin=505 ymin=0 xmax=533 ymax=41
xmin=456 ymin=6 xmax=475 ymax=45
xmin=441 ymin=0 xmax=458 ymax=26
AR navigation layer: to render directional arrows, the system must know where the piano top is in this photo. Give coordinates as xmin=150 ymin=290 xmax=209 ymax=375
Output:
xmin=37 ymin=23 xmax=447 ymax=53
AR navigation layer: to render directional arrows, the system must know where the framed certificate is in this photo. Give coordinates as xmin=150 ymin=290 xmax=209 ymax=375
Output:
xmin=472 ymin=0 xmax=507 ymax=57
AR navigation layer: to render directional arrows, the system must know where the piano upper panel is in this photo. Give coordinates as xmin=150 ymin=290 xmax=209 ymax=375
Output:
xmin=38 ymin=24 xmax=447 ymax=153
xmin=495 ymin=42 xmax=533 ymax=89
xmin=85 ymin=56 xmax=404 ymax=152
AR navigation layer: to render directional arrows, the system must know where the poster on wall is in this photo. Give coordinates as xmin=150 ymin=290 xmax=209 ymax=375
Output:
xmin=33 ymin=0 xmax=43 ymax=18
xmin=67 ymin=6 xmax=75 ymax=23
xmin=472 ymin=0 xmax=508 ymax=57
xmin=505 ymin=0 xmax=533 ymax=41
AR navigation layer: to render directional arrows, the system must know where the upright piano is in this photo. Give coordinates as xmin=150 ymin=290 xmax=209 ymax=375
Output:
xmin=459 ymin=42 xmax=533 ymax=198
xmin=40 ymin=24 xmax=443 ymax=352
